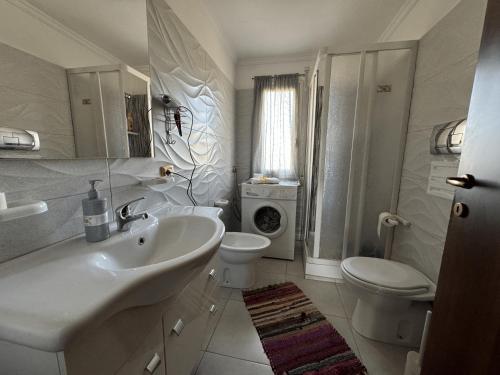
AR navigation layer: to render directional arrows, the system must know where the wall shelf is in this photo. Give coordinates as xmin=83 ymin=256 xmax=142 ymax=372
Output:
xmin=0 ymin=201 xmax=48 ymax=222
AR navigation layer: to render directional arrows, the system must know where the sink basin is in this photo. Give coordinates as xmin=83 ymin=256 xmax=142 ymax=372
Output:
xmin=0 ymin=204 xmax=225 ymax=352
xmin=94 ymin=215 xmax=220 ymax=270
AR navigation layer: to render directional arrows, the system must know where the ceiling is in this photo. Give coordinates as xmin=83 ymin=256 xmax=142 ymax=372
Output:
xmin=204 ymin=0 xmax=407 ymax=61
xmin=26 ymin=0 xmax=149 ymax=66
xmin=26 ymin=0 xmax=408 ymax=66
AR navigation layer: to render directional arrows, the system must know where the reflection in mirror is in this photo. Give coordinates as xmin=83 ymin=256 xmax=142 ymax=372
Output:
xmin=67 ymin=65 xmax=152 ymax=158
xmin=0 ymin=41 xmax=153 ymax=160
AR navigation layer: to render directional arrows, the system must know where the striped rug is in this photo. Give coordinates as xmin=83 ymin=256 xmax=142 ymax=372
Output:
xmin=242 ymin=282 xmax=366 ymax=375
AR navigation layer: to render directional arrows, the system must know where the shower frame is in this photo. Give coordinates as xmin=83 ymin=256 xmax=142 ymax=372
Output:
xmin=302 ymin=41 xmax=418 ymax=281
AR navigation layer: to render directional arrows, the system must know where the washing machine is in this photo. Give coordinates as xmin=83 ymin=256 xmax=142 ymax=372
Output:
xmin=241 ymin=181 xmax=298 ymax=260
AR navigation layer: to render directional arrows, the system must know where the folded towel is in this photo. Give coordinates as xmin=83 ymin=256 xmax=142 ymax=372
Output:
xmin=249 ymin=176 xmax=280 ymax=185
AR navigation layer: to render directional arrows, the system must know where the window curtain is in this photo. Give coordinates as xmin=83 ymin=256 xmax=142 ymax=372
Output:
xmin=251 ymin=74 xmax=300 ymax=180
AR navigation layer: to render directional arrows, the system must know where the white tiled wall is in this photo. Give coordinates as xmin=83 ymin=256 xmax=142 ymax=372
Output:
xmin=0 ymin=0 xmax=236 ymax=263
xmin=109 ymin=0 xmax=236 ymax=220
xmin=391 ymin=0 xmax=487 ymax=283
xmin=0 ymin=159 xmax=110 ymax=263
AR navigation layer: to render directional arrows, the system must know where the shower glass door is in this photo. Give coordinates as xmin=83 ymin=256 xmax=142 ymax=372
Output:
xmin=305 ymin=42 xmax=417 ymax=263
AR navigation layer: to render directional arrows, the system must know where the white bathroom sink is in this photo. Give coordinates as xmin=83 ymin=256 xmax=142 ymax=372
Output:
xmin=95 ymin=215 xmax=219 ymax=270
xmin=0 ymin=204 xmax=224 ymax=352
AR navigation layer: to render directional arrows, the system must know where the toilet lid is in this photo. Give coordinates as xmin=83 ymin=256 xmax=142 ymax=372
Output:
xmin=342 ymin=257 xmax=430 ymax=291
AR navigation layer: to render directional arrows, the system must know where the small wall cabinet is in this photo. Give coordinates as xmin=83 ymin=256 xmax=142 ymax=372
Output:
xmin=0 ymin=255 xmax=221 ymax=375
xmin=67 ymin=64 xmax=154 ymax=159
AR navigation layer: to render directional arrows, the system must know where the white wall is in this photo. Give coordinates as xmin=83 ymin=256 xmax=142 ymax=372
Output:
xmin=391 ymin=0 xmax=487 ymax=283
xmin=379 ymin=0 xmax=461 ymax=42
xmin=166 ymin=0 xmax=236 ymax=83
xmin=0 ymin=0 xmax=118 ymax=68
xmin=235 ymin=54 xmax=314 ymax=90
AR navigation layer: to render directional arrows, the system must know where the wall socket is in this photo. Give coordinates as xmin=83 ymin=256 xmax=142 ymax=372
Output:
xmin=159 ymin=165 xmax=174 ymax=177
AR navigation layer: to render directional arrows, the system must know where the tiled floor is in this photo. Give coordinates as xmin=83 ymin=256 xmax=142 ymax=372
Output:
xmin=195 ymin=252 xmax=410 ymax=375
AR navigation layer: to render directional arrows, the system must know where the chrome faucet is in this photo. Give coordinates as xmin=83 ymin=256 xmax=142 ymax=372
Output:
xmin=115 ymin=197 xmax=149 ymax=232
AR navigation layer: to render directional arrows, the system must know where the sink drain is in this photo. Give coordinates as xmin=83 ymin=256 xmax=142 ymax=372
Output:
xmin=138 ymin=237 xmax=145 ymax=246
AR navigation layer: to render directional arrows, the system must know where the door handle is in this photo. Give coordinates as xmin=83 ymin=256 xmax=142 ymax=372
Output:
xmin=446 ymin=174 xmax=475 ymax=189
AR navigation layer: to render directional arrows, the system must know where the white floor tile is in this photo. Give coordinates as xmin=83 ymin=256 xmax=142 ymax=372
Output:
xmin=286 ymin=256 xmax=305 ymax=277
xmin=207 ymin=300 xmax=269 ymax=365
xmin=256 ymin=257 xmax=288 ymax=275
xmin=352 ymin=330 xmax=410 ymax=375
xmin=205 ymin=274 xmax=408 ymax=375
xmin=192 ymin=351 xmax=205 ymax=375
xmin=337 ymin=283 xmax=359 ymax=319
xmin=196 ymin=352 xmax=273 ymax=375
xmin=229 ymin=289 xmax=243 ymax=301
xmin=223 ymin=272 xmax=287 ymax=302
xmin=253 ymin=271 xmax=287 ymax=288
xmin=286 ymin=274 xmax=346 ymax=318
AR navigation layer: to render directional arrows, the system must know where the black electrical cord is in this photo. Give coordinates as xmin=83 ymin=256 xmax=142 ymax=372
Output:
xmin=178 ymin=106 xmax=197 ymax=206
xmin=167 ymin=171 xmax=197 ymax=206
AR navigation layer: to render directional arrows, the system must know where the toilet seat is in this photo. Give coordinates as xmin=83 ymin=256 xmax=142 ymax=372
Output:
xmin=341 ymin=257 xmax=431 ymax=297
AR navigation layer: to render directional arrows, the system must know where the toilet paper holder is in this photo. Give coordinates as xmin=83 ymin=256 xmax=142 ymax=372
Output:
xmin=377 ymin=212 xmax=410 ymax=238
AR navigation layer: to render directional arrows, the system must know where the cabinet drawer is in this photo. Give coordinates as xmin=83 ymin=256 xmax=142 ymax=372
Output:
xmin=168 ymin=256 xmax=219 ymax=325
xmin=164 ymin=312 xmax=208 ymax=375
xmin=115 ymin=322 xmax=165 ymax=375
xmin=64 ymin=303 xmax=166 ymax=375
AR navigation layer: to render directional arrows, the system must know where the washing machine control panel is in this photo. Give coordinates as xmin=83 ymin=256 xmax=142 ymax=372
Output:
xmin=241 ymin=183 xmax=297 ymax=200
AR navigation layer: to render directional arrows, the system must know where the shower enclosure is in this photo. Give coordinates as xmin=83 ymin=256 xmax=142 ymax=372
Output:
xmin=303 ymin=41 xmax=418 ymax=281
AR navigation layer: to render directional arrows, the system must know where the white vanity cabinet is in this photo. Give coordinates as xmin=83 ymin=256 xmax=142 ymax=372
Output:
xmin=115 ymin=322 xmax=165 ymax=375
xmin=163 ymin=257 xmax=220 ymax=375
xmin=0 ymin=254 xmax=221 ymax=375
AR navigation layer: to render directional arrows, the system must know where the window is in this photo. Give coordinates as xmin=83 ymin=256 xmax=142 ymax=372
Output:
xmin=259 ymin=87 xmax=296 ymax=177
xmin=252 ymin=74 xmax=299 ymax=180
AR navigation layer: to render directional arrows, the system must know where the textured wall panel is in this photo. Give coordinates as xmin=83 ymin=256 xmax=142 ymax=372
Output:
xmin=0 ymin=0 xmax=235 ymax=263
xmin=109 ymin=0 xmax=236 ymax=222
xmin=392 ymin=0 xmax=487 ymax=283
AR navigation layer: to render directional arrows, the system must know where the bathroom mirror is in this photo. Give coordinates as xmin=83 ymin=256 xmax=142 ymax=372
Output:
xmin=0 ymin=41 xmax=153 ymax=160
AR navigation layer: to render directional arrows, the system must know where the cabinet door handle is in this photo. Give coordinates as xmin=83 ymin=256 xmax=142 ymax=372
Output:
xmin=209 ymin=304 xmax=217 ymax=314
xmin=145 ymin=353 xmax=161 ymax=373
xmin=208 ymin=269 xmax=217 ymax=280
xmin=171 ymin=318 xmax=185 ymax=336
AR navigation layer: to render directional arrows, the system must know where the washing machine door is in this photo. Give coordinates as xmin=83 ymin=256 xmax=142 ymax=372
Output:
xmin=251 ymin=201 xmax=288 ymax=239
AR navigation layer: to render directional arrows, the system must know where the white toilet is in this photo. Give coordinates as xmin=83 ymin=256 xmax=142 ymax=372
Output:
xmin=217 ymin=232 xmax=271 ymax=289
xmin=341 ymin=257 xmax=435 ymax=347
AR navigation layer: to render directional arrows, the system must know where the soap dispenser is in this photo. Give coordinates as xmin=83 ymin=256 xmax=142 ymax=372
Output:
xmin=82 ymin=179 xmax=110 ymax=242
